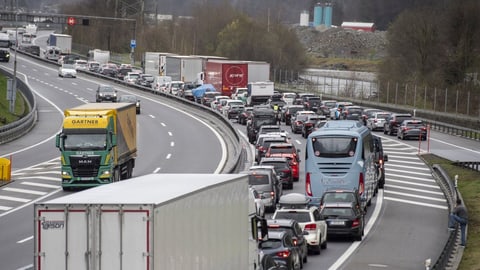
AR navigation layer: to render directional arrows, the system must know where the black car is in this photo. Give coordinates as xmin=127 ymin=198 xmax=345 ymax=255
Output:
xmin=373 ymin=135 xmax=388 ymax=189
xmin=96 ymin=84 xmax=117 ymax=102
xmin=301 ymin=114 xmax=327 ymax=138
xmin=320 ymin=189 xmax=365 ymax=214
xmin=267 ymin=219 xmax=308 ymax=266
xmin=116 ymin=67 xmax=133 ymax=80
xmin=259 ymin=157 xmax=293 ymax=190
xmin=117 ymin=94 xmax=141 ymax=114
xmin=341 ymin=106 xmax=364 ymax=120
xmin=291 ymin=114 xmax=309 ymax=134
xmin=320 ymin=201 xmax=365 ymax=241
xmin=258 ymin=231 xmax=302 ymax=270
xmin=238 ymin=106 xmax=253 ymax=125
xmin=397 ymin=119 xmax=427 ymax=140
xmin=282 ymin=105 xmax=304 ymax=126
xmin=18 ymin=44 xmax=40 ymax=56
xmin=383 ymin=113 xmax=412 ymax=135
xmin=135 ymin=74 xmax=154 ymax=88
xmin=0 ymin=48 xmax=10 ymax=62
xmin=303 ymin=96 xmax=321 ymax=111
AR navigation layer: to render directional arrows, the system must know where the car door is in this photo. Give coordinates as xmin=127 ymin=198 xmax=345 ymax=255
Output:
xmin=313 ymin=208 xmax=327 ymax=243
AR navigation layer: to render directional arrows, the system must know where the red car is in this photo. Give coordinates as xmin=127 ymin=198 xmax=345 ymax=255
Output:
xmin=265 ymin=143 xmax=301 ymax=182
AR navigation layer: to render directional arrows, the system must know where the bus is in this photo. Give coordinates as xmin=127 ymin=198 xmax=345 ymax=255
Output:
xmin=304 ymin=120 xmax=377 ymax=209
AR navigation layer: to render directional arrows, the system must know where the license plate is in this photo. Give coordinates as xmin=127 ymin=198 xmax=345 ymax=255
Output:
xmin=330 ymin=221 xmax=345 ymax=226
xmin=322 ymin=178 xmax=345 ymax=185
xmin=79 ymin=177 xmax=94 ymax=181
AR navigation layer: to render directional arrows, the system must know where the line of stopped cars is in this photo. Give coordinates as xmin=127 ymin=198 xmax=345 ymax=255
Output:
xmin=238 ymin=91 xmax=428 ymax=269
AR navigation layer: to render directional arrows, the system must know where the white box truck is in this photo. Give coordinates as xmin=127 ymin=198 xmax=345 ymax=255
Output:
xmin=165 ymin=55 xmax=204 ymax=85
xmin=143 ymin=52 xmax=176 ymax=76
xmin=87 ymin=49 xmax=110 ymax=64
xmin=48 ymin=33 xmax=72 ymax=54
xmin=246 ymin=81 xmax=274 ymax=106
xmin=34 ymin=174 xmax=264 ymax=270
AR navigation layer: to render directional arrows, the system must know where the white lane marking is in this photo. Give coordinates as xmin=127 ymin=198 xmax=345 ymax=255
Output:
xmin=170 ymin=141 xmax=174 ymax=147
xmin=0 ymin=195 xmax=30 ymax=203
xmin=0 ymin=189 xmax=63 ymax=218
xmin=150 ymin=115 xmax=156 ymax=118
xmin=329 ymin=189 xmax=384 ymax=270
xmin=168 ymin=131 xmax=172 ymax=136
xmin=161 ymin=122 xmax=166 ymax=127
xmin=21 ymin=182 xmax=59 ymax=189
xmin=386 ymin=173 xmax=437 ymax=183
xmin=15 ymin=176 xmax=60 ymax=182
xmin=16 ymin=264 xmax=33 ymax=270
xmin=0 ymin=206 xmax=13 ymax=211
xmin=17 ymin=236 xmax=33 ymax=244
xmin=153 ymin=167 xmax=161 ymax=173
xmin=295 ymin=139 xmax=302 ymax=145
xmin=387 ymin=159 xmax=429 ymax=165
xmin=387 ymin=179 xmax=440 ymax=189
xmin=429 ymin=137 xmax=480 ymax=155
xmin=386 ymin=168 xmax=432 ymax=176
xmin=166 ymin=153 xmax=172 ymax=159
xmin=386 ymin=184 xmax=444 ymax=195
xmin=0 ymin=70 xmax=64 ymax=158
xmin=32 ymin=171 xmax=60 ymax=175
xmin=384 ymin=190 xmax=446 ymax=202
xmin=386 ymin=163 xmax=431 ymax=171
xmin=3 ymin=188 xmax=47 ymax=196
xmin=384 ymin=197 xmax=448 ymax=210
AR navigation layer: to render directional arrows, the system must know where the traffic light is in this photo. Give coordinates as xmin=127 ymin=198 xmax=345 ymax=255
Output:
xmin=67 ymin=17 xmax=76 ymax=26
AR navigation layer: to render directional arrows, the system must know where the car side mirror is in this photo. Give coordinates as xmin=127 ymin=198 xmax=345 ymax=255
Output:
xmin=384 ymin=154 xmax=388 ymax=162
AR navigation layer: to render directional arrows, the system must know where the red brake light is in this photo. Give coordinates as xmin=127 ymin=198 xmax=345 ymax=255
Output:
xmin=270 ymin=191 xmax=275 ymax=198
xmin=293 ymin=238 xmax=298 ymax=246
xmin=276 ymin=250 xmax=291 ymax=258
xmin=352 ymin=218 xmax=360 ymax=227
xmin=305 ymin=223 xmax=317 ymax=230
xmin=359 ymin=173 xmax=364 ymax=195
xmin=306 ymin=173 xmax=312 ymax=196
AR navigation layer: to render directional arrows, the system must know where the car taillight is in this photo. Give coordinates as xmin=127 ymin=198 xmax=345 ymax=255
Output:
xmin=359 ymin=173 xmax=364 ymax=195
xmin=282 ymin=169 xmax=290 ymax=175
xmin=373 ymin=119 xmax=377 ymax=123
xmin=276 ymin=250 xmax=291 ymax=258
xmin=403 ymin=127 xmax=409 ymax=131
xmin=293 ymin=238 xmax=298 ymax=246
xmin=270 ymin=191 xmax=275 ymax=199
xmin=305 ymin=123 xmax=313 ymax=127
xmin=305 ymin=223 xmax=317 ymax=230
xmin=352 ymin=218 xmax=361 ymax=228
xmin=306 ymin=173 xmax=312 ymax=196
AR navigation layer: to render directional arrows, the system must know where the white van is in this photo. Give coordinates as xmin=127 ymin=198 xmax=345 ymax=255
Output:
xmin=152 ymin=76 xmax=172 ymax=92
xmin=44 ymin=46 xmax=61 ymax=61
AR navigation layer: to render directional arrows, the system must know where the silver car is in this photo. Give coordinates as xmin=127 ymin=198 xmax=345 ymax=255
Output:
xmin=366 ymin=111 xmax=391 ymax=131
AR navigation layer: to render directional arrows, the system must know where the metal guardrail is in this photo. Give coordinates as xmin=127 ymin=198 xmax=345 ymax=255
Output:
xmin=430 ymin=164 xmax=464 ymax=270
xmin=452 ymin=161 xmax=480 ymax=173
xmin=0 ymin=67 xmax=37 ymax=145
xmin=0 ymin=50 xmax=243 ymax=173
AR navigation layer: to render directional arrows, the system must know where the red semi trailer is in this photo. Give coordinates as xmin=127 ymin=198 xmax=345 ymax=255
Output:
xmin=205 ymin=60 xmax=249 ymax=97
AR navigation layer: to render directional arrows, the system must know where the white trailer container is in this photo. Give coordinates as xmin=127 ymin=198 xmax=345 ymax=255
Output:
xmin=247 ymin=61 xmax=270 ymax=83
xmin=165 ymin=55 xmax=203 ymax=84
xmin=88 ymin=49 xmax=110 ymax=64
xmin=247 ymin=81 xmax=274 ymax=106
xmin=48 ymin=33 xmax=72 ymax=54
xmin=143 ymin=52 xmax=176 ymax=76
xmin=34 ymin=174 xmax=259 ymax=270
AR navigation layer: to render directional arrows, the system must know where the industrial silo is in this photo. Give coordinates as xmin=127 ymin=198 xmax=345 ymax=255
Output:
xmin=313 ymin=3 xmax=323 ymax=27
xmin=300 ymin=10 xmax=309 ymax=26
xmin=324 ymin=3 xmax=333 ymax=27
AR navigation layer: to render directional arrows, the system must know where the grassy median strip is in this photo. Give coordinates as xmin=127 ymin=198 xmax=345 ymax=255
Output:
xmin=421 ymin=154 xmax=480 ymax=269
xmin=0 ymin=74 xmax=26 ymax=126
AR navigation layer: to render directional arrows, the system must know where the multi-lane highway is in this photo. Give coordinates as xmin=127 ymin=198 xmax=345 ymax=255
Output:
xmin=1 ymin=43 xmax=479 ymax=270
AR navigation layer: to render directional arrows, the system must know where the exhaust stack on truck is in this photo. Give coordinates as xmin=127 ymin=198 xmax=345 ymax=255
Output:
xmin=55 ymin=103 xmax=137 ymax=190
xmin=34 ymin=173 xmax=266 ymax=270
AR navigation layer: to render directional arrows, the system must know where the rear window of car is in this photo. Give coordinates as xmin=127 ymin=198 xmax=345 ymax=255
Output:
xmin=376 ymin=113 xmax=390 ymax=119
xmin=260 ymin=161 xmax=287 ymax=170
xmin=322 ymin=207 xmax=354 ymax=217
xmin=406 ymin=123 xmax=425 ymax=128
xmin=248 ymin=174 xmax=270 ymax=185
xmin=322 ymin=193 xmax=356 ymax=203
xmin=269 ymin=146 xmax=293 ymax=154
xmin=261 ymin=127 xmax=281 ymax=133
xmin=274 ymin=211 xmax=311 ymax=222
xmin=259 ymin=239 xmax=282 ymax=249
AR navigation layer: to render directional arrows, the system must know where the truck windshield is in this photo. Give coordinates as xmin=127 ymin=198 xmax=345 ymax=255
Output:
xmin=64 ymin=134 xmax=106 ymax=150
xmin=0 ymin=40 xmax=9 ymax=48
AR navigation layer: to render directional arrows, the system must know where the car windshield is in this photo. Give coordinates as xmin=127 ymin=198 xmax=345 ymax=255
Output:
xmin=274 ymin=211 xmax=311 ymax=222
xmin=269 ymin=146 xmax=293 ymax=154
xmin=248 ymin=174 xmax=270 ymax=185
xmin=311 ymin=136 xmax=358 ymax=158
xmin=63 ymin=134 xmax=106 ymax=150
xmin=99 ymin=86 xmax=114 ymax=92
xmin=63 ymin=64 xmax=75 ymax=69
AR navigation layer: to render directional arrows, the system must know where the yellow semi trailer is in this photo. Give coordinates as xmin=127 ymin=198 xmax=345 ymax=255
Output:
xmin=55 ymin=103 xmax=137 ymax=190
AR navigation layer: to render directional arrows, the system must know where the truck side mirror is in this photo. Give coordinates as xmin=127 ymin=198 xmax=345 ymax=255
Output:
xmin=55 ymin=133 xmax=63 ymax=148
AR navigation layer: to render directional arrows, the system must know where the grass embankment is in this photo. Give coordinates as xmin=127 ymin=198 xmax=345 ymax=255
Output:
xmin=421 ymin=154 xmax=480 ymax=269
xmin=0 ymin=74 xmax=27 ymax=126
